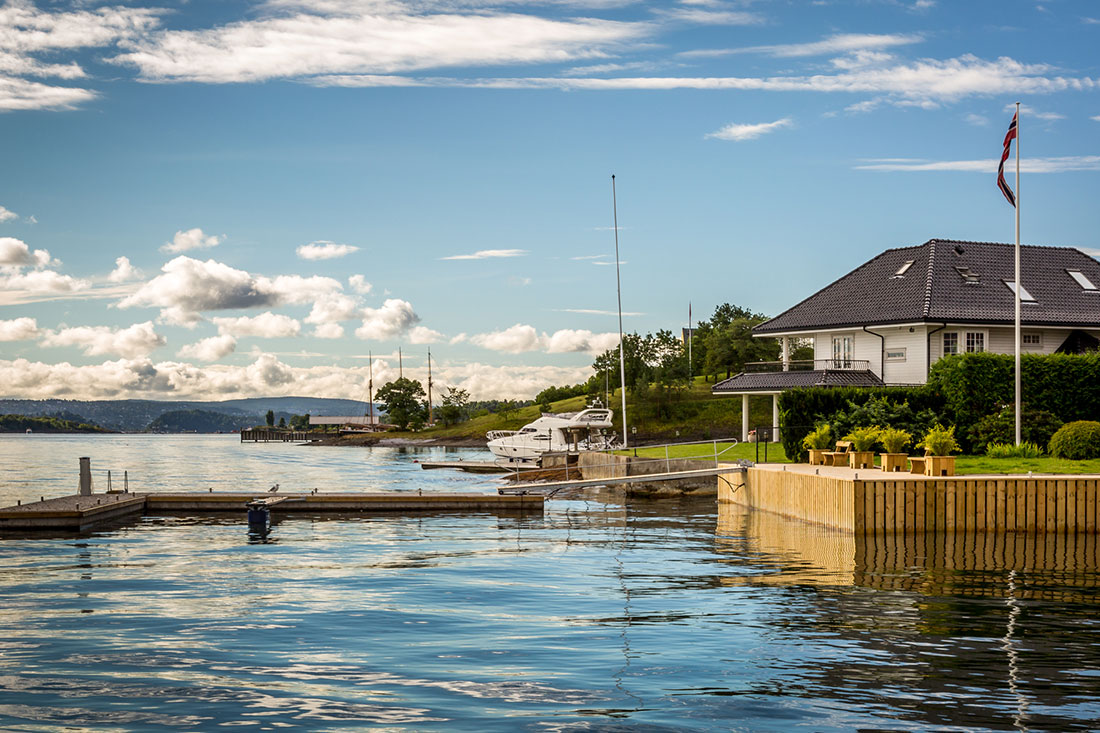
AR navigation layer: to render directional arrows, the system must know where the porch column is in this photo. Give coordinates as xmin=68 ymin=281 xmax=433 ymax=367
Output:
xmin=782 ymin=336 xmax=790 ymax=371
xmin=741 ymin=394 xmax=750 ymax=442
xmin=771 ymin=394 xmax=780 ymax=443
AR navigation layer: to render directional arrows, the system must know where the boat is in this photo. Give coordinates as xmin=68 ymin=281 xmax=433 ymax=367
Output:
xmin=486 ymin=404 xmax=617 ymax=467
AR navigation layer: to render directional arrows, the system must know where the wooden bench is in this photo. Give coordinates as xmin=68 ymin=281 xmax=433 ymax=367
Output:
xmin=909 ymin=455 xmax=928 ymax=474
xmin=823 ymin=441 xmax=853 ymax=467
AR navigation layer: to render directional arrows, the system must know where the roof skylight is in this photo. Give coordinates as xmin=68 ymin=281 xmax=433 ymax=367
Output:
xmin=956 ymin=266 xmax=980 ymax=283
xmin=1067 ymin=270 xmax=1097 ymax=291
xmin=1004 ymin=280 xmax=1036 ymax=302
xmin=894 ymin=260 xmax=914 ymax=276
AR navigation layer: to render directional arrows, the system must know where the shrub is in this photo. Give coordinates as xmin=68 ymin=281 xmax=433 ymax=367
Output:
xmin=1048 ymin=420 xmax=1100 ymax=460
xmin=879 ymin=427 xmax=912 ymax=454
xmin=843 ymin=426 xmax=880 ymax=452
xmin=802 ymin=423 xmax=833 ymax=451
xmin=967 ymin=405 xmax=1063 ymax=454
xmin=918 ymin=424 xmax=959 ymax=456
xmin=986 ymin=441 xmax=1043 ymax=459
xmin=779 ymin=387 xmax=944 ymax=461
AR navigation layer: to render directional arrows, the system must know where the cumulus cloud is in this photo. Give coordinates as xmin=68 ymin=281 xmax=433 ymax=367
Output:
xmin=297 ymin=240 xmax=359 ymax=260
xmin=0 ymin=317 xmax=39 ymax=341
xmin=108 ymin=255 xmax=141 ymax=283
xmin=162 ymin=228 xmax=223 ymax=253
xmin=706 ymin=117 xmax=792 ymax=141
xmin=177 ymin=335 xmax=237 ymax=362
xmin=441 ymin=248 xmax=527 ymax=260
xmin=470 ymin=324 xmax=619 ymax=354
xmin=305 ymin=292 xmax=361 ymax=325
xmin=313 ymin=323 xmax=344 ymax=339
xmin=409 ymin=325 xmax=445 ymax=344
xmin=212 ymin=312 xmax=301 ymax=338
xmin=544 ymin=329 xmax=620 ymax=354
xmin=471 ymin=323 xmax=542 ymax=353
xmin=355 ymin=298 xmax=420 ymax=340
xmin=0 ymin=237 xmax=52 ymax=267
xmin=0 ymin=205 xmax=17 ymax=222
xmin=41 ymin=321 xmax=166 ymax=358
xmin=348 ymin=274 xmax=372 ymax=294
xmin=118 ymin=256 xmax=343 ymax=326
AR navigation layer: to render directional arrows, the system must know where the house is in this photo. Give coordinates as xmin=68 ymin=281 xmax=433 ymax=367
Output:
xmin=713 ymin=238 xmax=1100 ymax=441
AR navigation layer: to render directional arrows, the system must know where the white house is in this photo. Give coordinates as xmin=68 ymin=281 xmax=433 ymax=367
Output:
xmin=714 ymin=238 xmax=1100 ymax=441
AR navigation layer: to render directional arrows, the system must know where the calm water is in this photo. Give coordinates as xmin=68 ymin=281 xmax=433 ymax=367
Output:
xmin=2 ymin=435 xmax=1099 ymax=731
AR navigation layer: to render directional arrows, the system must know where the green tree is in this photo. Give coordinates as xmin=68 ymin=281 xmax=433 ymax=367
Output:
xmin=376 ymin=377 xmax=428 ymax=430
xmin=278 ymin=416 xmax=286 ymax=428
xmin=703 ymin=317 xmax=780 ymax=379
xmin=265 ymin=409 xmax=275 ymax=427
xmin=289 ymin=413 xmax=311 ymax=430
xmin=438 ymin=387 xmax=470 ymax=426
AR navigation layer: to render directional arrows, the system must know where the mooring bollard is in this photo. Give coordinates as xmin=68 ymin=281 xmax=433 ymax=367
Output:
xmin=79 ymin=457 xmax=92 ymax=496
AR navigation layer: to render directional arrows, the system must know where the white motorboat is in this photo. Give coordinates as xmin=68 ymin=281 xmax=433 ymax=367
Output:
xmin=486 ymin=406 xmax=616 ymax=466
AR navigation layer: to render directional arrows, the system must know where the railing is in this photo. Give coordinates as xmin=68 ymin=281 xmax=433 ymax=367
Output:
xmin=486 ymin=430 xmax=518 ymax=440
xmin=742 ymin=359 xmax=872 ymax=373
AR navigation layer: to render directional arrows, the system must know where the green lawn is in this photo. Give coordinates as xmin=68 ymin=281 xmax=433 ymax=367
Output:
xmin=622 ymin=440 xmax=788 ymax=463
xmin=955 ymin=456 xmax=1100 ymax=475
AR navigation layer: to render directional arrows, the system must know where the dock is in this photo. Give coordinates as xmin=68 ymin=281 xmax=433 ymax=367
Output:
xmin=418 ymin=460 xmax=510 ymax=474
xmin=0 ymin=491 xmax=543 ymax=533
xmin=240 ymin=429 xmax=325 ymax=442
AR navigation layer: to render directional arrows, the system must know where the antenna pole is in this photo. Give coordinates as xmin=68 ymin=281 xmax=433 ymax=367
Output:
xmin=1014 ymin=101 xmax=1021 ymax=446
xmin=612 ymin=174 xmax=628 ymax=448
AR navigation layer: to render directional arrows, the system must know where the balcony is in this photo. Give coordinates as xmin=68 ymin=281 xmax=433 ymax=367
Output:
xmin=742 ymin=359 xmax=873 ymax=373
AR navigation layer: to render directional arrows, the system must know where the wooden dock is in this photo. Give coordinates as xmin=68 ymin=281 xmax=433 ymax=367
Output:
xmin=722 ymin=463 xmax=1100 ymax=534
xmin=0 ymin=491 xmax=543 ymax=533
xmin=418 ymin=460 xmax=510 ymax=474
xmin=240 ymin=429 xmax=325 ymax=442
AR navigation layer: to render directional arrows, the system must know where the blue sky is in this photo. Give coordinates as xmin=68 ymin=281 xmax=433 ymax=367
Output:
xmin=0 ymin=0 xmax=1098 ymax=401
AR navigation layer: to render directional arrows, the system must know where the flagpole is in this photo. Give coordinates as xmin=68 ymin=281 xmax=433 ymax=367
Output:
xmin=688 ymin=302 xmax=693 ymax=380
xmin=612 ymin=174 xmax=628 ymax=448
xmin=1014 ymin=101 xmax=1021 ymax=446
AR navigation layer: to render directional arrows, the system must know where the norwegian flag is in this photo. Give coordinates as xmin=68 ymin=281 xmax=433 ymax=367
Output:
xmin=997 ymin=111 xmax=1018 ymax=207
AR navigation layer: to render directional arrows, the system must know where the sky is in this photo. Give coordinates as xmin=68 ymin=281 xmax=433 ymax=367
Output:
xmin=0 ymin=0 xmax=1098 ymax=403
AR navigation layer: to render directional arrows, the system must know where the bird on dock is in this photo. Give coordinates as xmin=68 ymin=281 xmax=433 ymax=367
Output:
xmin=268 ymin=483 xmax=279 ymax=493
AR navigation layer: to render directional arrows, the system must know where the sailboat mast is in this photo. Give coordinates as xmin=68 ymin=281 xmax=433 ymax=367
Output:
xmin=368 ymin=351 xmax=374 ymax=425
xmin=426 ymin=348 xmax=433 ymax=425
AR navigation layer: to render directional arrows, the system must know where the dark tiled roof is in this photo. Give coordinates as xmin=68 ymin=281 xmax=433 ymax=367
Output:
xmin=711 ymin=369 xmax=885 ymax=393
xmin=755 ymin=239 xmax=1100 ymax=334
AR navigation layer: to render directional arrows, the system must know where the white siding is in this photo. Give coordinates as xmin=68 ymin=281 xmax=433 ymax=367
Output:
xmin=928 ymin=326 xmax=1100 ymax=364
xmin=877 ymin=325 xmax=929 ymax=385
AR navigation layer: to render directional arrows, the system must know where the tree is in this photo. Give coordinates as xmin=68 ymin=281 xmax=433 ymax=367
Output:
xmin=703 ymin=317 xmax=781 ymax=379
xmin=265 ymin=409 xmax=275 ymax=427
xmin=375 ymin=377 xmax=427 ymax=431
xmin=289 ymin=413 xmax=310 ymax=430
xmin=438 ymin=387 xmax=470 ymax=426
xmin=278 ymin=416 xmax=286 ymax=428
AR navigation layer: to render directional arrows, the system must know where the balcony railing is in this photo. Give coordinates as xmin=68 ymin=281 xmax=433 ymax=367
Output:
xmin=742 ymin=359 xmax=872 ymax=373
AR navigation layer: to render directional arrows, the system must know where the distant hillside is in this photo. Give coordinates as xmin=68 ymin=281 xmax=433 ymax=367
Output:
xmin=0 ymin=398 xmax=378 ymax=432
xmin=146 ymin=409 xmax=257 ymax=433
xmin=0 ymin=414 xmax=110 ymax=433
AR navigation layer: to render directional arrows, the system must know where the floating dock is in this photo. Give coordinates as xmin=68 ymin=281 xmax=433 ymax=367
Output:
xmin=0 ymin=491 xmax=543 ymax=533
xmin=418 ymin=460 xmax=510 ymax=474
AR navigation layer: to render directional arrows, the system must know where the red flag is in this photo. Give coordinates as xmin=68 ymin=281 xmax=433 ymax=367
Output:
xmin=997 ymin=112 xmax=1017 ymax=207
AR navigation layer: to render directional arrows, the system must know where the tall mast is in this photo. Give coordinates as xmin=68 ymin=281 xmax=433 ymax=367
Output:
xmin=612 ymin=174 xmax=628 ymax=448
xmin=399 ymin=348 xmax=403 ymax=379
xmin=368 ymin=351 xmax=374 ymax=424
xmin=426 ymin=348 xmax=433 ymax=425
xmin=1014 ymin=101 xmax=1022 ymax=446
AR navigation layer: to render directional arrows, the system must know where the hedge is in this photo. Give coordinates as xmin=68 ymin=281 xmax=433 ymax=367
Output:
xmin=778 ymin=386 xmax=944 ymax=461
xmin=927 ymin=352 xmax=1100 ymax=450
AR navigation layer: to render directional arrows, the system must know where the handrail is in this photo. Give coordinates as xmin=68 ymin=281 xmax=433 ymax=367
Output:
xmin=742 ymin=359 xmax=872 ymax=373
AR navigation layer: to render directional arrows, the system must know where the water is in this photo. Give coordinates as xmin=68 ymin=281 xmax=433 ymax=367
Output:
xmin=2 ymin=435 xmax=1100 ymax=731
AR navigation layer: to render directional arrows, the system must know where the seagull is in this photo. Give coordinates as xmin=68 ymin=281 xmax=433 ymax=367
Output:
xmin=268 ymin=483 xmax=279 ymax=493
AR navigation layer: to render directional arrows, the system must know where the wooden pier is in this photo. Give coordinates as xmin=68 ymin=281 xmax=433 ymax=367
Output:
xmin=418 ymin=460 xmax=509 ymax=474
xmin=240 ymin=429 xmax=325 ymax=443
xmin=722 ymin=463 xmax=1100 ymax=534
xmin=0 ymin=491 xmax=543 ymax=533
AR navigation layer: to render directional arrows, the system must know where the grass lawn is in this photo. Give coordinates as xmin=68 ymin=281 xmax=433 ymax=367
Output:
xmin=955 ymin=456 xmax=1100 ymax=475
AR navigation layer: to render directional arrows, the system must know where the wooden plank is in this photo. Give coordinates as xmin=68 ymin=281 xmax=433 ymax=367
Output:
xmin=1065 ymin=479 xmax=1076 ymax=535
xmin=1005 ymin=479 xmax=1017 ymax=533
xmin=963 ymin=480 xmax=974 ymax=533
xmin=1088 ymin=479 xmax=1097 ymax=535
xmin=884 ymin=480 xmax=896 ymax=534
xmin=1027 ymin=479 xmax=1039 ymax=534
xmin=913 ymin=480 xmax=925 ymax=533
xmin=974 ymin=479 xmax=986 ymax=532
xmin=945 ymin=480 xmax=956 ymax=532
xmin=1076 ymin=479 xmax=1088 ymax=535
xmin=1047 ymin=480 xmax=1060 ymax=535
xmin=874 ymin=481 xmax=886 ymax=534
xmin=854 ymin=478 xmax=867 ymax=534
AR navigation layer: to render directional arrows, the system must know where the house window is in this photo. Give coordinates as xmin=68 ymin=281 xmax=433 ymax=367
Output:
xmin=943 ymin=333 xmax=959 ymax=355
xmin=1067 ymin=270 xmax=1098 ymax=291
xmin=966 ymin=332 xmax=985 ymax=352
xmin=885 ymin=348 xmax=907 ymax=362
xmin=831 ymin=336 xmax=853 ymax=368
xmin=1004 ymin=280 xmax=1036 ymax=302
xmin=1023 ymin=332 xmax=1042 ymax=347
xmin=893 ymin=260 xmax=915 ymax=277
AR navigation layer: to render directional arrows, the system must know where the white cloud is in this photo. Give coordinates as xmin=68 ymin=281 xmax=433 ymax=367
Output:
xmin=177 ymin=335 xmax=238 ymax=362
xmin=449 ymin=332 xmax=468 ymax=344
xmin=1092 ymin=115 xmax=1100 ymax=122
xmin=118 ymin=256 xmax=344 ymax=326
xmin=0 ymin=206 xmax=17 ymax=222
xmin=855 ymin=156 xmax=1100 ymax=172
xmin=348 ymin=274 xmax=372 ymax=294
xmin=706 ymin=117 xmax=792 ymax=141
xmin=681 ymin=33 xmax=923 ymax=59
xmin=313 ymin=323 xmax=345 ymax=339
xmin=1006 ymin=103 xmax=1064 ymax=121
xmin=355 ymin=298 xmax=420 ymax=340
xmin=409 ymin=325 xmax=445 ymax=344
xmin=0 ymin=237 xmax=52 ymax=267
xmin=0 ymin=317 xmax=39 ymax=341
xmin=471 ymin=323 xmax=542 ymax=353
xmin=544 ymin=328 xmax=620 ymax=354
xmin=556 ymin=308 xmax=644 ymax=316
xmin=305 ymin=292 xmax=361 ymax=326
xmin=653 ymin=8 xmax=762 ymax=25
xmin=212 ymin=312 xmax=301 ymax=339
xmin=441 ymin=248 xmax=527 ymax=260
xmin=42 ymin=321 xmax=166 ymax=358
xmin=111 ymin=7 xmax=647 ymax=83
xmin=964 ymin=112 xmax=989 ymax=126
xmin=108 ymin=255 xmax=141 ymax=283
xmin=319 ymin=54 xmax=1100 ymax=107
xmin=0 ymin=268 xmax=86 ymax=294
xmin=296 ymin=240 xmax=359 ymax=260
xmin=161 ymin=228 xmax=223 ymax=253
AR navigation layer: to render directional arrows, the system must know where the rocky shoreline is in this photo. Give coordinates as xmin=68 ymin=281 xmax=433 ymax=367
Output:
xmin=310 ymin=434 xmax=488 ymax=448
